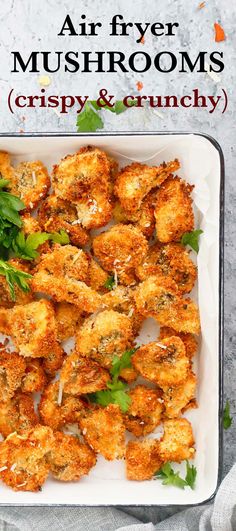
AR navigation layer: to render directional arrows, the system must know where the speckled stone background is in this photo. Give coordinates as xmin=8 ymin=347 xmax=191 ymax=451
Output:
xmin=0 ymin=0 xmax=235 ymax=518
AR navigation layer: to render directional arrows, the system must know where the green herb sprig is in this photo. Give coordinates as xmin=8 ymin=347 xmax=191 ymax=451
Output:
xmin=223 ymin=400 xmax=233 ymax=430
xmin=0 ymin=259 xmax=32 ymax=301
xmin=76 ymin=100 xmax=136 ymax=132
xmin=181 ymin=229 xmax=203 ymax=253
xmin=154 ymin=461 xmax=197 ymax=490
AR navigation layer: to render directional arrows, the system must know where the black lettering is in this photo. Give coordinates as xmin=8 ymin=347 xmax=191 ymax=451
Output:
xmin=58 ymin=15 xmax=78 ymax=36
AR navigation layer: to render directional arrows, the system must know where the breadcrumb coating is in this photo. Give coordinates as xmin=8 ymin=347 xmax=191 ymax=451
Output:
xmin=21 ymin=358 xmax=47 ymax=394
xmin=11 ymin=161 xmax=50 ymax=211
xmin=0 ymin=351 xmax=26 ymax=401
xmin=132 ymin=337 xmax=190 ymax=387
xmin=126 ymin=439 xmax=162 ymax=481
xmin=114 ymin=159 xmax=180 ymax=214
xmin=60 ymin=352 xmax=110 ymax=395
xmin=39 ymin=381 xmax=88 ymax=430
xmin=0 ymin=425 xmax=54 ymax=491
xmin=125 ymin=385 xmax=164 ymax=437
xmin=79 ymin=404 xmax=125 ymax=460
xmin=93 ymin=224 xmax=148 ymax=285
xmin=159 ymin=418 xmax=195 ymax=462
xmin=0 ymin=259 xmax=34 ymax=308
xmin=154 ymin=176 xmax=194 ymax=243
xmin=48 ymin=432 xmax=96 ymax=481
xmin=0 ymin=392 xmax=38 ymax=438
xmin=75 ymin=309 xmax=134 ymax=369
xmin=55 ymin=302 xmax=83 ymax=342
xmin=159 ymin=326 xmax=197 ymax=359
xmin=162 ymin=371 xmax=197 ymax=418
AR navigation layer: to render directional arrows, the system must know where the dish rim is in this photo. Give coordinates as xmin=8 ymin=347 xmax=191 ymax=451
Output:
xmin=0 ymin=131 xmax=224 ymax=507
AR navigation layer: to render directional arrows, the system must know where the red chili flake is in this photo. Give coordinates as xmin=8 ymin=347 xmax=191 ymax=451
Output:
xmin=136 ymin=81 xmax=143 ymax=91
xmin=198 ymin=1 xmax=205 ymax=8
xmin=140 ymin=36 xmax=145 ymax=44
xmin=214 ymin=22 xmax=226 ymax=42
xmin=19 ymin=129 xmax=24 ymax=134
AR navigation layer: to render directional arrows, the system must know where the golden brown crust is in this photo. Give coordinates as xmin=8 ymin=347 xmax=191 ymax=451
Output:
xmin=126 ymin=439 xmax=162 ymax=481
xmin=0 ymin=425 xmax=54 ymax=491
xmin=102 ymin=286 xmax=144 ymax=337
xmin=75 ymin=309 xmax=134 ymax=369
xmin=39 ymin=381 xmax=88 ymax=430
xmin=42 ymin=344 xmax=65 ymax=378
xmin=162 ymin=371 xmax=197 ymax=418
xmin=0 ymin=259 xmax=34 ymax=309
xmin=93 ymin=224 xmax=148 ymax=285
xmin=159 ymin=418 xmax=195 ymax=462
xmin=87 ymin=258 xmax=109 ymax=292
xmin=113 ymin=190 xmax=156 ymax=239
xmin=136 ymin=243 xmax=197 ymax=294
xmin=54 ymin=302 xmax=83 ymax=342
xmin=0 ymin=351 xmax=26 ymax=401
xmin=21 ymin=359 xmax=47 ymax=394
xmin=79 ymin=404 xmax=125 ymax=460
xmin=114 ymin=159 xmax=180 ymax=214
xmin=0 ymin=392 xmax=38 ymax=438
xmin=60 ymin=352 xmax=110 ymax=395
xmin=159 ymin=327 xmax=198 ymax=359
xmin=0 ymin=151 xmax=15 ymax=181
xmin=125 ymin=385 xmax=164 ymax=437
xmin=132 ymin=337 xmax=190 ymax=388
xmin=154 ymin=176 xmax=194 ymax=243
xmin=0 ymin=300 xmax=60 ymax=358
xmin=48 ymin=432 xmax=96 ymax=481
xmin=38 ymin=194 xmax=89 ymax=247
xmin=11 ymin=161 xmax=50 ymax=211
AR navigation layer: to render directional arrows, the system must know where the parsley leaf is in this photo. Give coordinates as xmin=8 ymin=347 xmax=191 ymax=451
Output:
xmin=155 ymin=461 xmax=197 ymax=490
xmin=49 ymin=230 xmax=70 ymax=245
xmin=0 ymin=259 xmax=32 ymax=301
xmin=223 ymin=400 xmax=233 ymax=430
xmin=185 ymin=460 xmax=197 ymax=489
xmin=76 ymin=103 xmax=104 ymax=132
xmin=181 ymin=229 xmax=203 ymax=253
xmin=104 ymin=275 xmax=115 ymax=291
xmin=111 ymin=348 xmax=137 ymax=381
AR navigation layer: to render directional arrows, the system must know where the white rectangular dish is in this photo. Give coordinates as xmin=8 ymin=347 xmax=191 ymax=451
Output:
xmin=0 ymin=133 xmax=224 ymax=506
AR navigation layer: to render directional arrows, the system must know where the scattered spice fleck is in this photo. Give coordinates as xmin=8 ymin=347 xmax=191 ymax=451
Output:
xmin=38 ymin=75 xmax=51 ymax=87
xmin=140 ymin=36 xmax=145 ymax=44
xmin=19 ymin=129 xmax=24 ymax=134
xmin=214 ymin=22 xmax=226 ymax=42
xmin=136 ymin=81 xmax=143 ymax=91
xmin=198 ymin=1 xmax=205 ymax=9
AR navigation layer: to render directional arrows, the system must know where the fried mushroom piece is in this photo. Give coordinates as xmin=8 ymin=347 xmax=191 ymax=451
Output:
xmin=21 ymin=213 xmax=50 ymax=259
xmin=126 ymin=439 xmax=162 ymax=481
xmin=113 ymin=190 xmax=157 ymax=239
xmin=154 ymin=176 xmax=194 ymax=243
xmin=0 ymin=351 xmax=26 ymax=401
xmin=102 ymin=285 xmax=144 ymax=337
xmin=93 ymin=224 xmax=148 ymax=285
xmin=114 ymin=159 xmax=180 ymax=214
xmin=0 ymin=392 xmax=38 ymax=438
xmin=39 ymin=381 xmax=88 ymax=430
xmin=136 ymin=243 xmax=197 ymax=294
xmin=125 ymin=385 xmax=164 ymax=437
xmin=134 ymin=275 xmax=200 ymax=335
xmin=60 ymin=352 xmax=110 ymax=395
xmin=162 ymin=371 xmax=197 ymax=418
xmin=52 ymin=146 xmax=114 ymax=230
xmin=0 ymin=151 xmax=14 ymax=181
xmin=79 ymin=404 xmax=125 ymax=460
xmin=159 ymin=326 xmax=197 ymax=359
xmin=55 ymin=302 xmax=83 ymax=342
xmin=132 ymin=337 xmax=190 ymax=388
xmin=75 ymin=310 xmax=134 ymax=369
xmin=21 ymin=359 xmax=47 ymax=394
xmin=31 ymin=245 xmax=102 ymax=312
xmin=0 ymin=259 xmax=34 ymax=308
xmin=0 ymin=300 xmax=61 ymax=358
xmin=159 ymin=418 xmax=195 ymax=462
xmin=48 ymin=432 xmax=96 ymax=481
xmin=0 ymin=425 xmax=54 ymax=491
xmin=11 ymin=161 xmax=50 ymax=211
xmin=42 ymin=344 xmax=65 ymax=378
xmin=87 ymin=258 xmax=109 ymax=292
xmin=38 ymin=194 xmax=89 ymax=247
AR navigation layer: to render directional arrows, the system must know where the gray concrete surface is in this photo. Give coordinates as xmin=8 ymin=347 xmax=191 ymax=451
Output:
xmin=0 ymin=0 xmax=235 ymax=481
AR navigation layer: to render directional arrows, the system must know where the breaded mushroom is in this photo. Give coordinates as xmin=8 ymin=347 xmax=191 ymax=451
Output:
xmin=38 ymin=194 xmax=89 ymax=247
xmin=125 ymin=385 xmax=164 ymax=437
xmin=0 ymin=151 xmax=14 ymax=181
xmin=114 ymin=159 xmax=180 ymax=214
xmin=39 ymin=381 xmax=88 ymax=430
xmin=102 ymin=286 xmax=144 ymax=337
xmin=31 ymin=246 xmax=102 ymax=312
xmin=42 ymin=344 xmax=65 ymax=378
xmin=0 ymin=259 xmax=34 ymax=308
xmin=21 ymin=213 xmax=50 ymax=259
xmin=75 ymin=310 xmax=134 ymax=369
xmin=0 ymin=425 xmax=54 ymax=491
xmin=132 ymin=337 xmax=190 ymax=388
xmin=136 ymin=243 xmax=197 ymax=294
xmin=11 ymin=160 xmax=50 ymax=211
xmin=134 ymin=275 xmax=200 ymax=335
xmin=159 ymin=327 xmax=197 ymax=359
xmin=162 ymin=371 xmax=197 ymax=418
xmin=0 ymin=300 xmax=60 ymax=358
xmin=93 ymin=224 xmax=148 ymax=285
xmin=55 ymin=302 xmax=83 ymax=342
xmin=154 ymin=176 xmax=194 ymax=243
xmin=126 ymin=439 xmax=162 ymax=481
xmin=87 ymin=258 xmax=109 ymax=292
xmin=159 ymin=418 xmax=195 ymax=462
xmin=0 ymin=392 xmax=38 ymax=438
xmin=0 ymin=351 xmax=26 ymax=401
xmin=60 ymin=352 xmax=110 ymax=395
xmin=21 ymin=359 xmax=47 ymax=394
xmin=79 ymin=404 xmax=125 ymax=460
xmin=113 ymin=190 xmax=157 ymax=239
xmin=48 ymin=432 xmax=96 ymax=481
